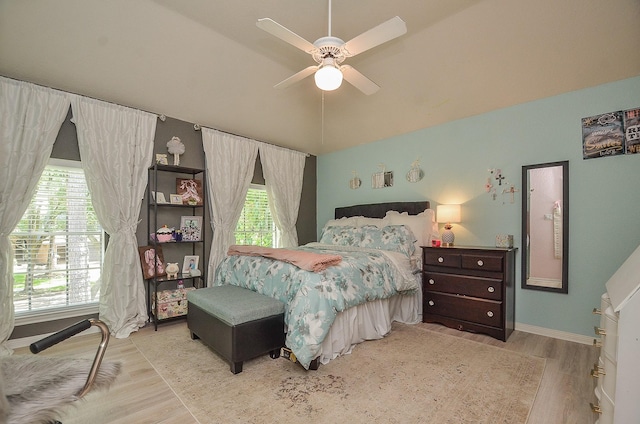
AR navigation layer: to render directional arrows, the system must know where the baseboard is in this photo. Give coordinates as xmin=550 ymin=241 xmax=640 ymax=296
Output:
xmin=7 ymin=325 xmax=101 ymax=350
xmin=515 ymin=322 xmax=594 ymax=345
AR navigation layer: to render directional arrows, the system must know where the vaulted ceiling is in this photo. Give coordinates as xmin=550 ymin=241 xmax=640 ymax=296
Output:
xmin=1 ymin=0 xmax=639 ymax=155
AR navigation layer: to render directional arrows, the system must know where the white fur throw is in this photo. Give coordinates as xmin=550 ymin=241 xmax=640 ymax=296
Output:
xmin=0 ymin=356 xmax=121 ymax=424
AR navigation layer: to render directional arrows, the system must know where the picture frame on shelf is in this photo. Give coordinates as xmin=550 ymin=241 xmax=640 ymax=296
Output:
xmin=155 ymin=153 xmax=169 ymax=165
xmin=180 ymin=216 xmax=203 ymax=241
xmin=182 ymin=255 xmax=199 ymax=275
xmin=138 ymin=245 xmax=166 ymax=279
xmin=151 ymin=191 xmax=168 ymax=204
xmin=169 ymin=194 xmax=183 ymax=205
xmin=176 ymin=178 xmax=204 ymax=206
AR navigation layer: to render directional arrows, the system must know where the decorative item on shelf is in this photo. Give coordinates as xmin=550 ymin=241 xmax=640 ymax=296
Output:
xmin=169 ymin=193 xmax=183 ymax=205
xmin=436 ymin=204 xmax=461 ymax=247
xmin=174 ymin=229 xmax=183 ymax=242
xmin=177 ymin=178 xmax=203 ymax=206
xmin=138 ymin=245 xmax=166 ymax=279
xmin=372 ymin=163 xmax=393 ymax=189
xmin=180 ymin=216 xmax=203 ymax=241
xmin=349 ymin=171 xmax=361 ymax=189
xmin=406 ymin=158 xmax=423 ymax=183
xmin=183 ymin=255 xmax=200 ymax=276
xmin=167 ymin=136 xmax=185 ymax=166
xmin=155 ymin=153 xmax=169 ymax=165
xmin=166 ymin=262 xmax=180 ymax=279
xmin=151 ymin=191 xmax=168 ymax=204
xmin=495 ymin=234 xmax=514 ymax=248
xmin=156 ymin=225 xmax=174 ymax=242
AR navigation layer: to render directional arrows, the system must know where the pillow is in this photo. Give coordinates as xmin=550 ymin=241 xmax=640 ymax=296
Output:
xmin=319 ymin=225 xmax=360 ymax=246
xmin=385 ymin=209 xmax=439 ymax=252
xmin=355 ymin=216 xmax=389 ymax=228
xmin=358 ymin=225 xmax=416 ymax=258
xmin=322 ymin=216 xmax=358 ymax=229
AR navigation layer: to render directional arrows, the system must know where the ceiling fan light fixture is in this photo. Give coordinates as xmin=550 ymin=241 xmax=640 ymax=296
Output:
xmin=314 ymin=62 xmax=343 ymax=91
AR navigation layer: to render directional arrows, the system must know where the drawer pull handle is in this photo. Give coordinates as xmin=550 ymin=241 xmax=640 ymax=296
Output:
xmin=590 ymin=403 xmax=602 ymax=414
xmin=594 ymin=326 xmax=606 ymax=336
xmin=486 ymin=311 xmax=494 ymax=318
xmin=428 ymin=300 xmax=435 ymax=306
xmin=591 ymin=364 xmax=605 ymax=377
xmin=477 ymin=260 xmax=484 ymax=266
xmin=428 ymin=279 xmax=435 ymax=285
xmin=487 ymin=286 xmax=495 ymax=293
xmin=592 ymin=307 xmax=602 ymax=315
xmin=437 ymin=257 xmax=444 ymax=263
xmin=593 ymin=339 xmax=602 ymax=348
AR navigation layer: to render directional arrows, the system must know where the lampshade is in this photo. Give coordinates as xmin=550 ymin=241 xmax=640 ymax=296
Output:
xmin=436 ymin=204 xmax=461 ymax=224
xmin=314 ymin=60 xmax=343 ymax=91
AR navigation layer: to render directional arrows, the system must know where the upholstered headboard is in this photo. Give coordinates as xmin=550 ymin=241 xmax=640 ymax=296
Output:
xmin=335 ymin=201 xmax=430 ymax=219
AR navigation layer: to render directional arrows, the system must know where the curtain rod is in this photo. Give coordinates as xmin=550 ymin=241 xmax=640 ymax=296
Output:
xmin=194 ymin=124 xmax=310 ymax=157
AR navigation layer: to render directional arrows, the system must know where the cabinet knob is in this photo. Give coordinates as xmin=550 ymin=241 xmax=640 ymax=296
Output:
xmin=428 ymin=300 xmax=435 ymax=306
xmin=487 ymin=286 xmax=495 ymax=293
xmin=437 ymin=257 xmax=444 ymax=263
xmin=477 ymin=260 xmax=484 ymax=266
xmin=486 ymin=311 xmax=494 ymax=318
xmin=428 ymin=279 xmax=435 ymax=285
xmin=594 ymin=326 xmax=606 ymax=336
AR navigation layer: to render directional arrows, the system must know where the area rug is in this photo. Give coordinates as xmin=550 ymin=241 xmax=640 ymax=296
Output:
xmin=131 ymin=322 xmax=544 ymax=424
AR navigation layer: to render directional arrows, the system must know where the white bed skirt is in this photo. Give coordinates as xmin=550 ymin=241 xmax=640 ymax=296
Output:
xmin=316 ymin=288 xmax=422 ymax=365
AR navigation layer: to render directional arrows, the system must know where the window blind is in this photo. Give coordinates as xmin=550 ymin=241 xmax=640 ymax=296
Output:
xmin=234 ymin=186 xmax=278 ymax=247
xmin=10 ymin=164 xmax=104 ymax=314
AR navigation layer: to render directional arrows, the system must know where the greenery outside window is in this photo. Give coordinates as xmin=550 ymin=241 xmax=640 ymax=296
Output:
xmin=235 ymin=185 xmax=279 ymax=247
xmin=10 ymin=160 xmax=104 ymax=316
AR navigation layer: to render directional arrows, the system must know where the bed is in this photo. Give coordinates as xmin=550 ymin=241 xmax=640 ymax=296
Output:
xmin=213 ymin=201 xmax=436 ymax=369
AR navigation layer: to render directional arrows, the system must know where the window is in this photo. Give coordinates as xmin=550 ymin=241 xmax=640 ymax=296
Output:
xmin=234 ymin=185 xmax=279 ymax=247
xmin=10 ymin=160 xmax=104 ymax=316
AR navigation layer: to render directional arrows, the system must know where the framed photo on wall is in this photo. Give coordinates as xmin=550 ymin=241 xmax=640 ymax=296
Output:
xmin=138 ymin=245 xmax=166 ymax=279
xmin=180 ymin=216 xmax=203 ymax=241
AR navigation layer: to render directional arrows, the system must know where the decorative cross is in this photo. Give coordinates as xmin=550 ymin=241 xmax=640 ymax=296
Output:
xmin=502 ymin=185 xmax=520 ymax=204
xmin=495 ymin=169 xmax=505 ymax=186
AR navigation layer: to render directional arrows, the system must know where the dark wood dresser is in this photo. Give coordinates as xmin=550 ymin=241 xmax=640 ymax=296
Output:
xmin=422 ymin=246 xmax=516 ymax=341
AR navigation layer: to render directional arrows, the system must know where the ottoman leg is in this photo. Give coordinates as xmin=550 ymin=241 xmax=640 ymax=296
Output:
xmin=231 ymin=361 xmax=243 ymax=374
xmin=269 ymin=348 xmax=281 ymax=359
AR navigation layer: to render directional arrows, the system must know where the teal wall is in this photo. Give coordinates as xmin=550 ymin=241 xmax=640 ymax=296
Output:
xmin=317 ymin=76 xmax=640 ymax=337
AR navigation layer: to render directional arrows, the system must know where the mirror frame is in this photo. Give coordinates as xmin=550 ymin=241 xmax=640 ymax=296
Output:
xmin=521 ymin=161 xmax=569 ymax=293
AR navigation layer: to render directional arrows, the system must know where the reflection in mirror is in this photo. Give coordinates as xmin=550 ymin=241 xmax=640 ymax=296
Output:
xmin=521 ymin=161 xmax=569 ymax=293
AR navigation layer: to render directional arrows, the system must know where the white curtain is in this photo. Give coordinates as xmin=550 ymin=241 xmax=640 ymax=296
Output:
xmin=71 ymin=96 xmax=156 ymax=338
xmin=0 ymin=77 xmax=70 ymax=355
xmin=258 ymin=143 xmax=306 ymax=247
xmin=202 ymin=128 xmax=258 ymax=283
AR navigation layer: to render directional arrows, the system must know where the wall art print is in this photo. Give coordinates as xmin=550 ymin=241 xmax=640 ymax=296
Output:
xmin=176 ymin=178 xmax=204 ymax=205
xmin=582 ymin=107 xmax=640 ymax=159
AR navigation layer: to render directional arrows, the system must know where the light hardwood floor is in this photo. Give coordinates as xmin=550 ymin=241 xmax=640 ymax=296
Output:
xmin=12 ymin=321 xmax=599 ymax=424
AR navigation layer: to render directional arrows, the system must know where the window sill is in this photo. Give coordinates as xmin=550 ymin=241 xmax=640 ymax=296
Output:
xmin=14 ymin=303 xmax=99 ymax=326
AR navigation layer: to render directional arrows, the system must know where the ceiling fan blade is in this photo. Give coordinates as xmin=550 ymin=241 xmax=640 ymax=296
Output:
xmin=341 ymin=65 xmax=380 ymax=95
xmin=342 ymin=16 xmax=407 ymax=57
xmin=257 ymin=18 xmax=316 ymax=54
xmin=274 ymin=66 xmax=318 ymax=89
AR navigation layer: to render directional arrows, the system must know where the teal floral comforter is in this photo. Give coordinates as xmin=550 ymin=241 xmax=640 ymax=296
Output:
xmin=213 ymin=243 xmax=419 ymax=369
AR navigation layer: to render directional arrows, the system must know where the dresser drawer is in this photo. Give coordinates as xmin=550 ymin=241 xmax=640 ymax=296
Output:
xmin=423 ymin=272 xmax=503 ymax=301
xmin=461 ymin=254 xmax=503 ymax=272
xmin=424 ymin=292 xmax=502 ymax=328
xmin=423 ymin=251 xmax=461 ymax=268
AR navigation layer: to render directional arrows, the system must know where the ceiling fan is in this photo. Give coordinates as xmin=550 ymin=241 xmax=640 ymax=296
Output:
xmin=257 ymin=0 xmax=407 ymax=95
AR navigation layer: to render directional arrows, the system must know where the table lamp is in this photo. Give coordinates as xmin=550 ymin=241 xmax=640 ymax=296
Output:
xmin=437 ymin=204 xmax=461 ymax=247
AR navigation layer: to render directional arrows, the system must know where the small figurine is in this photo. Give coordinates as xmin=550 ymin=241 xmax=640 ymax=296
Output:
xmin=166 ymin=263 xmax=179 ymax=279
xmin=167 ymin=136 xmax=185 ymax=166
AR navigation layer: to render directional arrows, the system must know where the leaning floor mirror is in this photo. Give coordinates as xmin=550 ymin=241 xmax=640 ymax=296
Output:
xmin=521 ymin=161 xmax=569 ymax=293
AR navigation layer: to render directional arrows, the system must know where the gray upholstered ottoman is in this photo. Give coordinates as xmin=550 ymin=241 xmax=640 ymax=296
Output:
xmin=187 ymin=285 xmax=285 ymax=374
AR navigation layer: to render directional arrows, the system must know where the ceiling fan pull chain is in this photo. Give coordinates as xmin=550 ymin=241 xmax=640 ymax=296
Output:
xmin=327 ymin=0 xmax=332 ymax=37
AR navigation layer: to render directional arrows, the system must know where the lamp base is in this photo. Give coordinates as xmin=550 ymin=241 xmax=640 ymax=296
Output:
xmin=441 ymin=229 xmax=455 ymax=246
